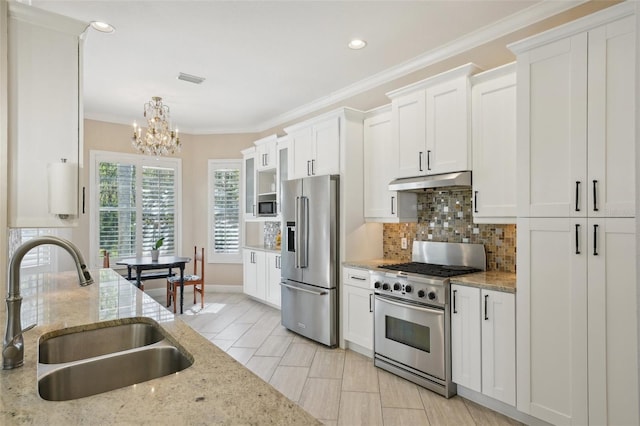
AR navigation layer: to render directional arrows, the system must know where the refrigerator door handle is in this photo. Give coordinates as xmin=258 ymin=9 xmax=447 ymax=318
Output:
xmin=280 ymin=282 xmax=327 ymax=296
xmin=295 ymin=196 xmax=301 ymax=268
xmin=299 ymin=196 xmax=309 ymax=268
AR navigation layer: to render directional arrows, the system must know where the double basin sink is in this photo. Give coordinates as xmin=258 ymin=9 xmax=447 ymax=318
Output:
xmin=37 ymin=317 xmax=193 ymax=401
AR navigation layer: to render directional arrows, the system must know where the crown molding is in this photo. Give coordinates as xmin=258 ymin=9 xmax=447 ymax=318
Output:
xmin=256 ymin=0 xmax=589 ymax=133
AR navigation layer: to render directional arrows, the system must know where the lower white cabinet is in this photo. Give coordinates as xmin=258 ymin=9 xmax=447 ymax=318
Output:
xmin=451 ymin=284 xmax=515 ymax=406
xmin=243 ymin=248 xmax=281 ymax=308
xmin=342 ymin=267 xmax=373 ymax=353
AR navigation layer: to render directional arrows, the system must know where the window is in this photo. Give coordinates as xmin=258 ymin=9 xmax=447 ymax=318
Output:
xmin=208 ymin=160 xmax=242 ymax=263
xmin=90 ymin=151 xmax=181 ymax=266
xmin=9 ymin=228 xmax=57 ymax=274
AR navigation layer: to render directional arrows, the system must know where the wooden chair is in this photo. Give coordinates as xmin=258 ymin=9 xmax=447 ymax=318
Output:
xmin=166 ymin=246 xmax=204 ymax=313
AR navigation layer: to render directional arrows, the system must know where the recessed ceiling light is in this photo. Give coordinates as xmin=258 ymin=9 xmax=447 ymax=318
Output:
xmin=90 ymin=21 xmax=115 ymax=34
xmin=348 ymin=39 xmax=367 ymax=50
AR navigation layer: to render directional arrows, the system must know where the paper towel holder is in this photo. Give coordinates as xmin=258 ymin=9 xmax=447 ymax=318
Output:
xmin=48 ymin=158 xmax=78 ymax=220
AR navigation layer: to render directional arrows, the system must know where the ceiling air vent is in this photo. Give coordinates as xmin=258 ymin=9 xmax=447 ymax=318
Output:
xmin=177 ymin=72 xmax=206 ymax=85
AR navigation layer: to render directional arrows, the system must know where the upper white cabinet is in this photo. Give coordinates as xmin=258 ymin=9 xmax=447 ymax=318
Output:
xmin=286 ymin=113 xmax=340 ymax=180
xmin=387 ymin=63 xmax=479 ymax=179
xmin=7 ymin=3 xmax=85 ymax=227
xmin=255 ymin=134 xmax=278 ymax=171
xmin=511 ymin=4 xmax=637 ymax=425
xmin=514 ymin=9 xmax=635 ymax=218
xmin=363 ymin=106 xmax=417 ymax=222
xmin=471 ymin=64 xmax=517 ymax=223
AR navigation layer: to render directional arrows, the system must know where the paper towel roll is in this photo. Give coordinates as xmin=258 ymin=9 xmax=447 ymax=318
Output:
xmin=48 ymin=161 xmax=78 ymax=217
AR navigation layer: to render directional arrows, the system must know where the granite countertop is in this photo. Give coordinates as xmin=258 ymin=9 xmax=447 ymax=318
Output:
xmin=0 ymin=269 xmax=319 ymax=425
xmin=244 ymin=244 xmax=281 ymax=254
xmin=344 ymin=259 xmax=516 ymax=293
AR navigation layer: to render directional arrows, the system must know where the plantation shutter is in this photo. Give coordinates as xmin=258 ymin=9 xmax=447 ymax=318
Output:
xmin=142 ymin=166 xmax=176 ymax=254
xmin=212 ymin=167 xmax=240 ymax=254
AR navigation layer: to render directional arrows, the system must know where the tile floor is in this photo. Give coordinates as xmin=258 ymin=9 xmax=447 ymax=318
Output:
xmin=153 ymin=291 xmax=522 ymax=426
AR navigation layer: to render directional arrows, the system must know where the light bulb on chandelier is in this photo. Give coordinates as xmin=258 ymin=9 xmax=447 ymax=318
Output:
xmin=131 ymin=96 xmax=180 ymax=156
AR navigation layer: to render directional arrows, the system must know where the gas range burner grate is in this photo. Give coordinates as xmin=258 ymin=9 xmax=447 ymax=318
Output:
xmin=379 ymin=262 xmax=481 ymax=278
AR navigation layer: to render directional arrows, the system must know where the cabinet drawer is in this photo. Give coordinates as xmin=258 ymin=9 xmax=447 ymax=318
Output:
xmin=343 ymin=267 xmax=371 ymax=289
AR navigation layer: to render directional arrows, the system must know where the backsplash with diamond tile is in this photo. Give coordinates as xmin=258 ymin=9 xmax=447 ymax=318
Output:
xmin=383 ymin=188 xmax=516 ymax=272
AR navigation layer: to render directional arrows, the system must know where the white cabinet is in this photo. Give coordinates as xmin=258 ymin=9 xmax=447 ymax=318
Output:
xmin=7 ymin=3 xmax=85 ymax=227
xmin=243 ymin=249 xmax=265 ymax=300
xmin=451 ymin=284 xmax=515 ymax=406
xmin=342 ymin=267 xmax=373 ymax=354
xmin=255 ymin=135 xmax=278 ymax=171
xmin=387 ymin=63 xmax=478 ymax=179
xmin=514 ymin=13 xmax=635 ymax=218
xmin=363 ymin=106 xmax=417 ymax=222
xmin=471 ymin=64 xmax=517 ymax=223
xmin=241 ymin=147 xmax=257 ymax=220
xmin=286 ymin=114 xmax=340 ymax=180
xmin=243 ymin=248 xmax=281 ymax=308
xmin=512 ymin=6 xmax=638 ymax=425
xmin=265 ymin=252 xmax=282 ymax=307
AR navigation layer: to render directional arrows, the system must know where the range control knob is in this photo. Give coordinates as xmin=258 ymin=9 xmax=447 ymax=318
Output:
xmin=417 ymin=290 xmax=425 ymax=298
xmin=374 ymin=281 xmax=381 ymax=289
xmin=393 ymin=283 xmax=401 ymax=291
xmin=382 ymin=283 xmax=390 ymax=291
xmin=405 ymin=285 xmax=413 ymax=293
xmin=428 ymin=291 xmax=437 ymax=300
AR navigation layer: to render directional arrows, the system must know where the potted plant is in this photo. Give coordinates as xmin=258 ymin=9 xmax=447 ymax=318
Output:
xmin=151 ymin=237 xmax=164 ymax=261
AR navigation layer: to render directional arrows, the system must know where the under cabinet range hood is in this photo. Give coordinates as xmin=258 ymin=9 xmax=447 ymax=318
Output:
xmin=388 ymin=171 xmax=472 ymax=192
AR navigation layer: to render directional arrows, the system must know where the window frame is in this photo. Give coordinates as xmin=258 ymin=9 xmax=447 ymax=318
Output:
xmin=90 ymin=150 xmax=182 ymax=267
xmin=208 ymin=159 xmax=242 ymax=264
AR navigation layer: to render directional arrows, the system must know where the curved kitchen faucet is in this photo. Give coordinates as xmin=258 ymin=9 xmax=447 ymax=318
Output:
xmin=3 ymin=236 xmax=94 ymax=369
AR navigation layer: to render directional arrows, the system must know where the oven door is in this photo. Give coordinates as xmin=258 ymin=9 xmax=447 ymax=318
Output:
xmin=374 ymin=294 xmax=445 ymax=381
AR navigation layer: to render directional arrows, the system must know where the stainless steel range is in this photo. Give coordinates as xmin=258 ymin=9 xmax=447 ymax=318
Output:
xmin=372 ymin=241 xmax=486 ymax=398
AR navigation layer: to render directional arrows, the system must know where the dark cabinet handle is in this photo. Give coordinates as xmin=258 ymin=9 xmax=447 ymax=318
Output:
xmin=593 ymin=224 xmax=599 ymax=256
xmin=484 ymin=294 xmax=489 ymax=320
xmin=453 ymin=289 xmax=457 ymax=314
xmin=369 ymin=294 xmax=373 ymax=313
xmin=593 ymin=180 xmax=599 ymax=212
xmin=575 ymin=181 xmax=581 ymax=211
xmin=391 ymin=196 xmax=395 ymax=215
xmin=311 ymin=159 xmax=315 ymax=175
xmin=307 ymin=161 xmax=311 ymax=176
xmin=82 ymin=186 xmax=86 ymax=214
xmin=418 ymin=151 xmax=424 ymax=172
xmin=474 ymin=191 xmax=479 ymax=213
xmin=427 ymin=150 xmax=432 ymax=171
xmin=575 ymin=224 xmax=581 ymax=254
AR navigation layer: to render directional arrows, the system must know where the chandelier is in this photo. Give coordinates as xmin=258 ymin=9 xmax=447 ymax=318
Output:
xmin=131 ymin=96 xmax=180 ymax=156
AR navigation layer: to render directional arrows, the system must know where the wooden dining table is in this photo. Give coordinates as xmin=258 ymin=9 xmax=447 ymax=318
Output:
xmin=116 ymin=256 xmax=191 ymax=314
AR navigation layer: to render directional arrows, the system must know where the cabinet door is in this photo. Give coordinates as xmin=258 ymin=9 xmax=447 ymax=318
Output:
xmin=516 ymin=34 xmax=588 ymax=217
xmin=392 ymin=91 xmax=426 ymax=178
xmin=425 ymin=77 xmax=470 ymax=174
xmin=587 ymin=16 xmax=636 ymax=218
xmin=481 ymin=289 xmax=516 ymax=406
xmin=312 ymin=117 xmax=340 ymax=177
xmin=472 ymin=71 xmax=517 ymax=222
xmin=450 ymin=284 xmax=481 ymax=392
xmin=343 ymin=284 xmax=374 ymax=351
xmin=288 ymin=127 xmax=314 ymax=179
xmin=276 ymin=139 xmax=288 ymax=216
xmin=243 ymin=250 xmax=258 ymax=297
xmin=8 ymin=8 xmax=83 ymax=227
xmin=516 ymin=218 xmax=588 ymax=425
xmin=256 ymin=139 xmax=277 ymax=171
xmin=254 ymin=251 xmax=267 ymax=300
xmin=587 ymin=218 xmax=638 ymax=425
xmin=243 ymin=154 xmax=256 ymax=219
xmin=265 ymin=252 xmax=282 ymax=308
xmin=364 ymin=110 xmax=395 ymax=219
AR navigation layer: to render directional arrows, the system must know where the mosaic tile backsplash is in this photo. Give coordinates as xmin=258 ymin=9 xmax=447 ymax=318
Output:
xmin=383 ymin=188 xmax=516 ymax=273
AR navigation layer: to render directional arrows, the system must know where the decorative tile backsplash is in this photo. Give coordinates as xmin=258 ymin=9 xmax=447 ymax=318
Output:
xmin=383 ymin=188 xmax=516 ymax=272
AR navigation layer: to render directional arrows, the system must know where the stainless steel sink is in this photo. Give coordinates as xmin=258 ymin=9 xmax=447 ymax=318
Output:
xmin=37 ymin=318 xmax=193 ymax=401
xmin=39 ymin=318 xmax=166 ymax=364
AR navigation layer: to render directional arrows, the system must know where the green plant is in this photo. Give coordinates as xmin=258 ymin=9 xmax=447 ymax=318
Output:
xmin=153 ymin=237 xmax=164 ymax=250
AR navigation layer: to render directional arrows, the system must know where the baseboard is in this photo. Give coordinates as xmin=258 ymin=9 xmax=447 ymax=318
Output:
xmin=456 ymin=386 xmax=552 ymax=426
xmin=344 ymin=340 xmax=373 ymax=359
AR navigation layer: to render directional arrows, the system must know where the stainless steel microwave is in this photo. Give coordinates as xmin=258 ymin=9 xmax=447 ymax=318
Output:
xmin=257 ymin=201 xmax=277 ymax=217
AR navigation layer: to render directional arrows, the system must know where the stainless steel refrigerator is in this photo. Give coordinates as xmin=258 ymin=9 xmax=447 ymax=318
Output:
xmin=280 ymin=174 xmax=339 ymax=347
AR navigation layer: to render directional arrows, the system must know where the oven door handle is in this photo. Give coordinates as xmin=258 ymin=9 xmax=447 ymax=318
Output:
xmin=376 ymin=295 xmax=444 ymax=316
